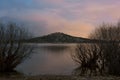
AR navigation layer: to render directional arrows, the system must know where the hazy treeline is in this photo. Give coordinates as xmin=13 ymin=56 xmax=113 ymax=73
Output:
xmin=72 ymin=21 xmax=120 ymax=76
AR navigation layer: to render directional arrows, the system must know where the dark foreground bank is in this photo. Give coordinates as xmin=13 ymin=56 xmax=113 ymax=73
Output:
xmin=1 ymin=75 xmax=120 ymax=80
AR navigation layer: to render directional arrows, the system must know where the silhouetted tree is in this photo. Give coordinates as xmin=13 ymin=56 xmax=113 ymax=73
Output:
xmin=72 ymin=21 xmax=120 ymax=76
xmin=0 ymin=22 xmax=33 ymax=73
xmin=89 ymin=22 xmax=120 ymax=75
xmin=72 ymin=44 xmax=101 ymax=76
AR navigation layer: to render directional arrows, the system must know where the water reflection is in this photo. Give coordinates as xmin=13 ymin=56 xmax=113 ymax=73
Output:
xmin=16 ymin=44 xmax=77 ymax=76
xmin=40 ymin=45 xmax=69 ymax=52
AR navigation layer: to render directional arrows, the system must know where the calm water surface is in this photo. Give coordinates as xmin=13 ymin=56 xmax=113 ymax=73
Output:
xmin=16 ymin=44 xmax=78 ymax=75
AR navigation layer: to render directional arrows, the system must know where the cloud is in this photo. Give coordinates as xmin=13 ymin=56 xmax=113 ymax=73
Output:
xmin=34 ymin=0 xmax=65 ymax=4
xmin=17 ymin=11 xmax=94 ymax=37
xmin=0 ymin=0 xmax=120 ymax=37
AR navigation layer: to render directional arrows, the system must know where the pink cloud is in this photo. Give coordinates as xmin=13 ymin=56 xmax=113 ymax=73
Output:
xmin=15 ymin=0 xmax=120 ymax=37
xmin=20 ymin=11 xmax=95 ymax=38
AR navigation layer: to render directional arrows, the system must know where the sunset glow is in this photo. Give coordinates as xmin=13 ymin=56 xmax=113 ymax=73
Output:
xmin=0 ymin=0 xmax=120 ymax=37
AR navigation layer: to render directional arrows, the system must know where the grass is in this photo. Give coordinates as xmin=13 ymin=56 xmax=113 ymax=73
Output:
xmin=1 ymin=75 xmax=120 ymax=80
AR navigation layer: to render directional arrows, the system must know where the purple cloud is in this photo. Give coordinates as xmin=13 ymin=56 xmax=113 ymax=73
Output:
xmin=0 ymin=0 xmax=120 ymax=37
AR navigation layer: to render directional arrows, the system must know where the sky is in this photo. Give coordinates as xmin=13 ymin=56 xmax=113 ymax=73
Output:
xmin=0 ymin=0 xmax=120 ymax=38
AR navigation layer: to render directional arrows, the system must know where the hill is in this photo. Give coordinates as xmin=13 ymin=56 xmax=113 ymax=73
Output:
xmin=26 ymin=32 xmax=91 ymax=43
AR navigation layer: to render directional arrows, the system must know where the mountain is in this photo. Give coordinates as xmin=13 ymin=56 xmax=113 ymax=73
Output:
xmin=26 ymin=32 xmax=91 ymax=43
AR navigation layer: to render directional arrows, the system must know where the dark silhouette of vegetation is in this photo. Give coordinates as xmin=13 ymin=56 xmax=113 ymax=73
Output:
xmin=0 ymin=22 xmax=33 ymax=73
xmin=90 ymin=22 xmax=120 ymax=76
xmin=72 ymin=44 xmax=101 ymax=76
xmin=72 ymin=21 xmax=120 ymax=76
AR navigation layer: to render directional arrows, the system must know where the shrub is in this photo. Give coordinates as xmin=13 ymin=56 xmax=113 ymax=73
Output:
xmin=72 ymin=21 xmax=120 ymax=76
xmin=0 ymin=22 xmax=33 ymax=72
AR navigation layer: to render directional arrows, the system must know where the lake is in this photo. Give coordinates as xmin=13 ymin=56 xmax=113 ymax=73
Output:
xmin=16 ymin=44 xmax=78 ymax=76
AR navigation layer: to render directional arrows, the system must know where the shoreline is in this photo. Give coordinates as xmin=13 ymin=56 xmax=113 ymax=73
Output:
xmin=1 ymin=75 xmax=120 ymax=80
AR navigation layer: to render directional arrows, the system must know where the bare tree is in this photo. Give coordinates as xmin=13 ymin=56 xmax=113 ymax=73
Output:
xmin=72 ymin=43 xmax=101 ymax=76
xmin=89 ymin=22 xmax=120 ymax=75
xmin=72 ymin=21 xmax=120 ymax=76
xmin=0 ymin=22 xmax=33 ymax=73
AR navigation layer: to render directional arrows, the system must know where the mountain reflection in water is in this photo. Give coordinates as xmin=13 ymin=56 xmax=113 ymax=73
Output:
xmin=39 ymin=44 xmax=70 ymax=52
